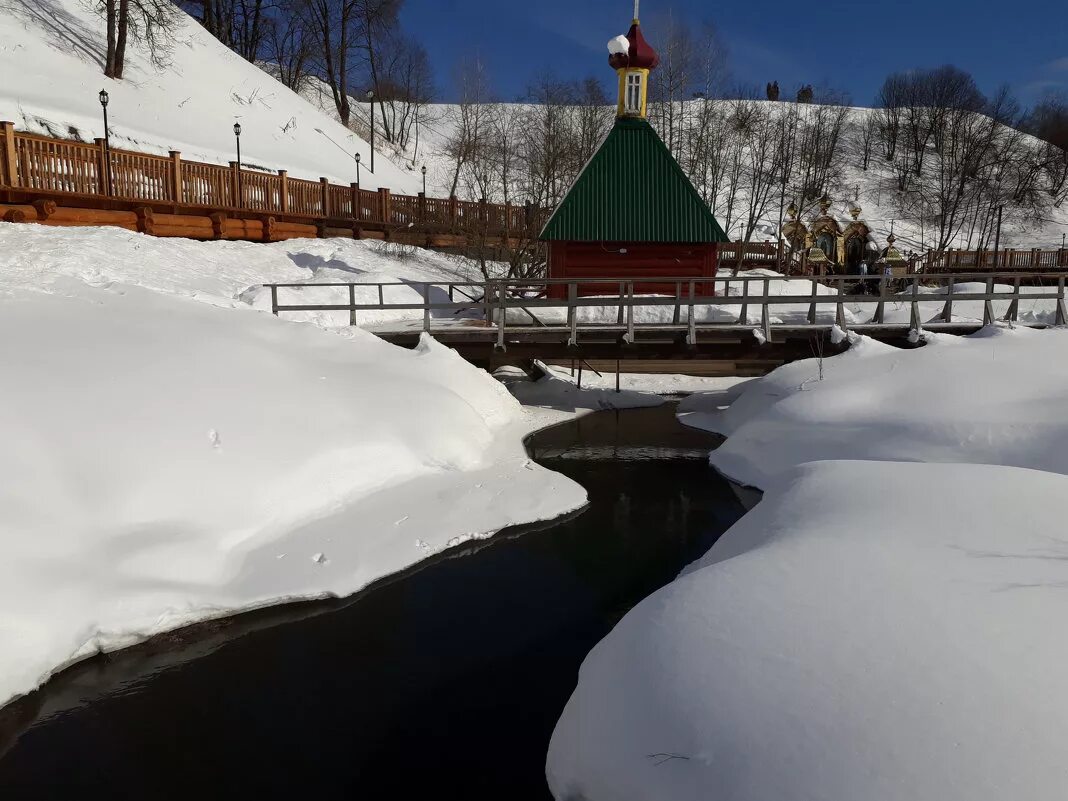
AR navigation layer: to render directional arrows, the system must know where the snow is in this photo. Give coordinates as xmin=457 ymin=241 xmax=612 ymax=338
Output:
xmin=0 ymin=0 xmax=417 ymax=192
xmin=0 ymin=222 xmax=586 ymax=707
xmin=608 ymin=35 xmax=631 ymax=56
xmin=501 ymin=362 xmax=665 ymax=412
xmin=547 ymin=460 xmax=1068 ymax=801
xmin=706 ymin=325 xmax=1068 ymax=488
xmin=547 ymin=323 xmax=1068 ymax=801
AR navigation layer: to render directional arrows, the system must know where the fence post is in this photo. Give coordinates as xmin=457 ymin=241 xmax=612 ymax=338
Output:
xmin=0 ymin=121 xmax=18 ymax=188
xmin=350 ymin=182 xmax=358 ymax=220
xmin=229 ymin=161 xmax=240 ymax=207
xmin=449 ymin=195 xmax=458 ymax=229
xmin=320 ymin=177 xmax=331 ymax=217
xmin=169 ymin=151 xmax=182 ymax=203
xmin=418 ymin=191 xmax=426 ymax=221
xmin=278 ymin=170 xmax=288 ymax=213
xmin=94 ymin=138 xmax=109 ymax=196
xmin=378 ymin=187 xmax=391 ymax=224
xmin=1032 ymin=248 xmax=1041 ymax=268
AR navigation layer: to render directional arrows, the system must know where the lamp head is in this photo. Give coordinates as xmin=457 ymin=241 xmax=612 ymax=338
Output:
xmin=99 ymin=89 xmax=109 ymax=107
xmin=233 ymin=122 xmax=242 ymax=136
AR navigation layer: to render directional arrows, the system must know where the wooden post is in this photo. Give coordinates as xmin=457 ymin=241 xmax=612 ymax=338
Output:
xmin=0 ymin=121 xmax=18 ymax=188
xmin=278 ymin=170 xmax=288 ymax=213
xmin=94 ymin=138 xmax=109 ymax=196
xmin=378 ymin=187 xmax=391 ymax=224
xmin=229 ymin=161 xmax=240 ymax=208
xmin=169 ymin=151 xmax=182 ymax=203
xmin=449 ymin=195 xmax=458 ymax=229
xmin=418 ymin=191 xmax=426 ymax=221
xmin=320 ymin=177 xmax=331 ymax=218
xmin=350 ymin=182 xmax=358 ymax=220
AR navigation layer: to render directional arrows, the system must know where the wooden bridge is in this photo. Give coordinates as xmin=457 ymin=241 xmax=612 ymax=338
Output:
xmin=264 ymin=273 xmax=1067 ymax=372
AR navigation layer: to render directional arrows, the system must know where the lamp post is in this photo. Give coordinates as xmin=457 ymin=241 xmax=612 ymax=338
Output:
xmin=233 ymin=122 xmax=242 ymax=207
xmin=355 ymin=152 xmax=361 ymax=188
xmin=421 ymin=165 xmax=427 ymax=195
xmin=366 ymin=89 xmax=375 ymax=174
xmin=98 ymin=89 xmax=113 ymax=196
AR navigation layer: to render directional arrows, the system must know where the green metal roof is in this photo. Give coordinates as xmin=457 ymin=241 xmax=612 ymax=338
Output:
xmin=540 ymin=117 xmax=729 ymax=243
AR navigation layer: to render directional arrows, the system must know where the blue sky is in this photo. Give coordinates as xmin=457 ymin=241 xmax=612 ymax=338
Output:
xmin=401 ymin=0 xmax=1068 ymax=107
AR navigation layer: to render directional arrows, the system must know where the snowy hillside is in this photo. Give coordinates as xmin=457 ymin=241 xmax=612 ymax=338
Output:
xmin=312 ymin=95 xmax=1068 ymax=252
xmin=0 ymin=0 xmax=419 ymax=192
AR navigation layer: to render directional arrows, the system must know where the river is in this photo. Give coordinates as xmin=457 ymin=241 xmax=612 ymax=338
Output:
xmin=0 ymin=403 xmax=747 ymax=800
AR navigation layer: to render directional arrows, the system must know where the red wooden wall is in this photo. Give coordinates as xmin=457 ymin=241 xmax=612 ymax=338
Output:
xmin=547 ymin=241 xmax=718 ymax=297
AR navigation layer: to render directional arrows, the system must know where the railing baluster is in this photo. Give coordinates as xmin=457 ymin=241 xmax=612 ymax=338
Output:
xmin=941 ymin=277 xmax=955 ymax=323
xmin=738 ymin=278 xmax=749 ymax=325
xmin=497 ymin=282 xmax=507 ymax=351
xmin=983 ymin=277 xmax=995 ymax=326
xmin=1057 ymin=278 xmax=1067 ymax=326
xmin=625 ymin=281 xmax=635 ymax=344
xmin=423 ymin=283 xmax=431 ymax=331
xmin=567 ymin=283 xmax=578 ymax=348
xmin=761 ymin=278 xmax=771 ymax=342
xmin=808 ymin=278 xmax=818 ymax=325
xmin=672 ymin=281 xmax=681 ymax=326
xmin=687 ymin=280 xmax=696 ymax=346
xmin=349 ymin=284 xmax=357 ymax=327
xmin=909 ymin=277 xmax=921 ymax=333
xmin=617 ymin=281 xmax=624 ymax=326
xmin=1004 ymin=277 xmax=1021 ymax=322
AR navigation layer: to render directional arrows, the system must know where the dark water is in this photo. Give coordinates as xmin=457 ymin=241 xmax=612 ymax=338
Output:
xmin=0 ymin=404 xmax=746 ymax=801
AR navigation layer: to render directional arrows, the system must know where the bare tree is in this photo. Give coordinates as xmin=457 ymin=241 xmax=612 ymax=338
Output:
xmin=263 ymin=1 xmax=313 ymax=92
xmin=374 ymin=34 xmax=434 ymax=149
xmin=98 ymin=0 xmax=181 ymax=79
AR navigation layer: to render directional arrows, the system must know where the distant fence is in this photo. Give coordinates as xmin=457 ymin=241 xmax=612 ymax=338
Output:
xmin=0 ymin=121 xmax=535 ymax=236
xmin=921 ymin=247 xmax=1068 ymax=272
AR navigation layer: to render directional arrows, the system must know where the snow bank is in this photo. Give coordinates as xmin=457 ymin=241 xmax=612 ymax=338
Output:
xmin=0 ymin=223 xmax=586 ymax=706
xmin=548 ymin=460 xmax=1068 ymax=801
xmin=506 ymin=362 xmax=665 ymax=412
xmin=0 ymin=0 xmax=415 ymax=191
xmin=704 ymin=326 xmax=1068 ymax=488
xmin=549 ymin=325 xmax=1068 ymax=800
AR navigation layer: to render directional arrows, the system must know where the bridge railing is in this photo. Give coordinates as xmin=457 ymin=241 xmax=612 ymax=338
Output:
xmin=263 ymin=273 xmax=1068 ymax=348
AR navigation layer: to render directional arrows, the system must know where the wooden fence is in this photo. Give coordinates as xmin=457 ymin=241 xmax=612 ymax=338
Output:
xmin=0 ymin=121 xmax=533 ymax=236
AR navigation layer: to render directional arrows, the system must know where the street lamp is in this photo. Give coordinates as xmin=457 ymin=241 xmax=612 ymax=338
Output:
xmin=98 ymin=89 xmax=113 ymax=196
xmin=366 ymin=89 xmax=375 ymax=174
xmin=421 ymin=165 xmax=427 ymax=195
xmin=355 ymin=152 xmax=361 ymax=188
xmin=233 ymin=122 xmax=242 ymax=208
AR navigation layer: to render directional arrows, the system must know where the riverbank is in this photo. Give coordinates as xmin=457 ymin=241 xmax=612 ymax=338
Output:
xmin=0 ymin=403 xmax=747 ymax=799
xmin=547 ymin=324 xmax=1068 ymax=801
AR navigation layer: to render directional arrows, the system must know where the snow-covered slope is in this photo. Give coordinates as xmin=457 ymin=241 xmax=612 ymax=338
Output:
xmin=0 ymin=221 xmax=586 ymax=707
xmin=355 ymin=99 xmax=1068 ymax=250
xmin=0 ymin=0 xmax=418 ymax=192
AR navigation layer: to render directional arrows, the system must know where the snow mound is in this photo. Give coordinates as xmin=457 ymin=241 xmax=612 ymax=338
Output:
xmin=0 ymin=223 xmax=586 ymax=706
xmin=701 ymin=326 xmax=1068 ymax=488
xmin=548 ymin=459 xmax=1068 ymax=801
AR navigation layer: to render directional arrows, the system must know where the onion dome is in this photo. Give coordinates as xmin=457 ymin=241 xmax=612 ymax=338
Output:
xmin=607 ymin=21 xmax=660 ymax=71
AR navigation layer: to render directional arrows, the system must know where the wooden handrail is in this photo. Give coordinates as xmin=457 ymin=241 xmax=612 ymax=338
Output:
xmin=0 ymin=122 xmax=545 ymax=237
